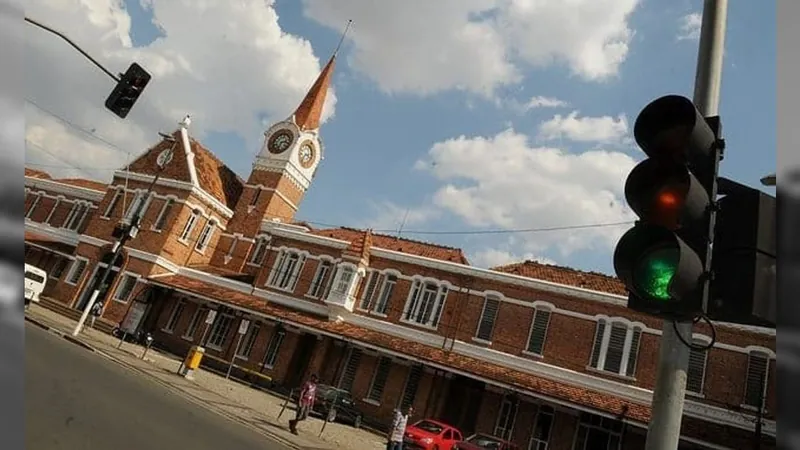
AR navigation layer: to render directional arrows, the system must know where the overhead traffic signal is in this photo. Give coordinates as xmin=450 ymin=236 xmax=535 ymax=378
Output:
xmin=104 ymin=62 xmax=151 ymax=119
xmin=613 ymin=95 xmax=722 ymax=320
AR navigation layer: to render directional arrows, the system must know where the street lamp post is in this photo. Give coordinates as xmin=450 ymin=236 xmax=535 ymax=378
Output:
xmin=760 ymin=173 xmax=776 ymax=187
xmin=72 ymin=132 xmax=177 ymax=336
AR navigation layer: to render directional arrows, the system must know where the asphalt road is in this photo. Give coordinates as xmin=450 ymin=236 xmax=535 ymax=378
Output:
xmin=25 ymin=323 xmax=289 ymax=450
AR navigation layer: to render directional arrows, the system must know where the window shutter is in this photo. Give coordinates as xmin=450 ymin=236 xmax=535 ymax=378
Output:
xmin=476 ymin=297 xmax=500 ymax=341
xmin=526 ymin=309 xmax=552 ymax=355
xmin=360 ymin=272 xmax=380 ymax=310
xmin=744 ymin=352 xmax=769 ymax=407
xmin=604 ymin=324 xmax=628 ymax=373
xmin=686 ymin=345 xmax=707 ymax=394
xmin=288 ymin=255 xmax=306 ymax=291
xmin=625 ymin=328 xmax=642 ymax=377
xmin=339 ymin=348 xmax=362 ymax=393
xmin=403 ymin=282 xmax=421 ymax=320
xmin=590 ymin=321 xmax=606 ymax=368
xmin=367 ymin=357 xmax=392 ymax=401
xmin=400 ymin=364 xmax=423 ymax=410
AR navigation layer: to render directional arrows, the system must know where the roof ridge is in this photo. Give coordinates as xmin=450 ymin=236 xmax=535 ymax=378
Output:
xmin=337 ymin=226 xmax=466 ymax=252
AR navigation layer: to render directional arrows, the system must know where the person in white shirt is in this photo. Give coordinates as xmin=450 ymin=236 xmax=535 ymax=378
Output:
xmin=387 ymin=405 xmax=413 ymax=450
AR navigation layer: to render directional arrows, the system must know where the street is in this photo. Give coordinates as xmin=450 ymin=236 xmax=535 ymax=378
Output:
xmin=25 ymin=322 xmax=289 ymax=450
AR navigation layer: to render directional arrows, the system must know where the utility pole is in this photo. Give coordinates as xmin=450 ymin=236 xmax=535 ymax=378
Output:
xmin=645 ymin=1 xmax=728 ymax=449
xmin=72 ymin=132 xmax=177 ymax=336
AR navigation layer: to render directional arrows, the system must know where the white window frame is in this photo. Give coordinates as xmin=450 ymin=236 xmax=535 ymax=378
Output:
xmin=179 ymin=208 xmax=201 ymax=243
xmin=65 ymin=257 xmax=89 ymax=285
xmin=401 ymin=280 xmax=448 ymax=329
xmin=493 ymin=395 xmax=519 ymax=441
xmin=50 ymin=258 xmax=69 ymax=280
xmin=365 ymin=356 xmax=392 ymax=404
xmin=206 ymin=314 xmax=234 ymax=351
xmin=742 ymin=350 xmax=771 ymax=409
xmin=63 ymin=201 xmax=91 ymax=231
xmin=151 ymin=197 xmax=176 ymax=232
xmin=306 ymin=259 xmax=333 ymax=298
xmin=358 ymin=270 xmax=381 ymax=311
xmin=163 ymin=299 xmax=187 ymax=333
xmin=44 ymin=196 xmax=62 ymax=225
xmin=686 ymin=337 xmax=710 ymax=396
xmin=194 ymin=219 xmax=217 ymax=253
xmin=26 ymin=192 xmax=42 ymax=219
xmin=124 ymin=190 xmax=150 ymax=223
xmin=475 ymin=295 xmax=501 ymax=342
xmin=524 ymin=307 xmax=553 ymax=357
xmin=528 ymin=405 xmax=555 ymax=450
xmin=112 ymin=273 xmax=140 ymax=304
xmin=235 ymin=322 xmax=261 ymax=360
xmin=588 ymin=318 xmax=643 ymax=378
xmin=103 ymin=188 xmax=123 ymax=218
xmin=182 ymin=306 xmax=206 ymax=340
xmin=372 ymin=274 xmax=397 ymax=316
xmin=248 ymin=237 xmax=270 ymax=266
xmin=571 ymin=412 xmax=623 ymax=450
xmin=266 ymin=249 xmax=306 ymax=292
xmin=332 ymin=265 xmax=356 ymax=296
xmin=261 ymin=327 xmax=286 ymax=369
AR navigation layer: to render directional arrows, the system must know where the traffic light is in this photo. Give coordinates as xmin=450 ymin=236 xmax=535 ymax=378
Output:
xmin=104 ymin=62 xmax=151 ymax=119
xmin=613 ymin=95 xmax=722 ymax=320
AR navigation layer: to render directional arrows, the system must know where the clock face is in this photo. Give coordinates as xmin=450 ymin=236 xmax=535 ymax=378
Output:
xmin=298 ymin=142 xmax=315 ymax=168
xmin=268 ymin=129 xmax=294 ymax=154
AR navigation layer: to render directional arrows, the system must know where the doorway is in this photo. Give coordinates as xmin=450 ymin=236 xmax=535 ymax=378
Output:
xmin=74 ymin=252 xmax=123 ymax=311
xmin=441 ymin=375 xmax=485 ymax=435
xmin=283 ymin=332 xmax=318 ymax=389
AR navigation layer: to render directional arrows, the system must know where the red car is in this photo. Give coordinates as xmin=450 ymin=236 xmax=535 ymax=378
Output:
xmin=452 ymin=433 xmax=519 ymax=450
xmin=403 ymin=419 xmax=463 ymax=450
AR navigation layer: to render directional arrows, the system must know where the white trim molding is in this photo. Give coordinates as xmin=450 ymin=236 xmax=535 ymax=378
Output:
xmin=24 ymin=176 xmax=105 ymax=202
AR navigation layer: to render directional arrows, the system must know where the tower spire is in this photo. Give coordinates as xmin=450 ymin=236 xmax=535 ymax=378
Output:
xmin=292 ymin=19 xmax=351 ymax=131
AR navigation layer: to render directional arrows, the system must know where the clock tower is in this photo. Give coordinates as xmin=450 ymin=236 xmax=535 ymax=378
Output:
xmin=211 ymin=53 xmax=336 ymax=270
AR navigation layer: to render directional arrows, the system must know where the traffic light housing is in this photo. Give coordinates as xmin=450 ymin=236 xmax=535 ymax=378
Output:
xmin=105 ymin=62 xmax=151 ymax=119
xmin=613 ymin=95 xmax=722 ymax=320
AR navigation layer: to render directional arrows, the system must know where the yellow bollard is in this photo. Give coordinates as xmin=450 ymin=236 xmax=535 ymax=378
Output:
xmin=177 ymin=345 xmax=205 ymax=380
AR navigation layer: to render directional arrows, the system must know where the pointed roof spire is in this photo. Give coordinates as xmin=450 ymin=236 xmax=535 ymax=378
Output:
xmin=293 ymin=20 xmax=351 ymax=132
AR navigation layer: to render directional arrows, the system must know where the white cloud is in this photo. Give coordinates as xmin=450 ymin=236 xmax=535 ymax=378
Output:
xmin=414 ymin=128 xmax=637 ymax=257
xmin=678 ymin=12 xmax=702 ymax=41
xmin=470 ymin=248 xmax=557 ymax=269
xmin=302 ymin=0 xmax=641 ymax=97
xmin=525 ymin=96 xmax=569 ymax=110
xmin=537 ymin=111 xmax=629 ymax=143
xmin=18 ymin=0 xmax=337 ymax=181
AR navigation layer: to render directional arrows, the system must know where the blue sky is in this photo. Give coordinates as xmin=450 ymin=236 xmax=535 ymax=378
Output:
xmin=25 ymin=0 xmax=776 ymax=275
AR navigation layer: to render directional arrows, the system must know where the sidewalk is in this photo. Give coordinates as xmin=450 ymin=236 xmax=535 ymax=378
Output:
xmin=25 ymin=305 xmax=388 ymax=450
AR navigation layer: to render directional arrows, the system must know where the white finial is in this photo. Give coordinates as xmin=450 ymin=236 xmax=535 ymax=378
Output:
xmin=180 ymin=115 xmax=192 ymax=129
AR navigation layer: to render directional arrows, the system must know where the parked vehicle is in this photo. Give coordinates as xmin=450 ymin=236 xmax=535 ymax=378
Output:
xmin=404 ymin=419 xmax=463 ymax=450
xmin=452 ymin=433 xmax=519 ymax=450
xmin=111 ymin=326 xmax=153 ymax=346
xmin=24 ymin=263 xmax=47 ymax=310
xmin=310 ymin=384 xmax=363 ymax=428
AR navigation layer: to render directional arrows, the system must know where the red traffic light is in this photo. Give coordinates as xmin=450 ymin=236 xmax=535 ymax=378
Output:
xmin=633 ymin=95 xmax=717 ymax=165
xmin=624 ymin=158 xmax=710 ymax=231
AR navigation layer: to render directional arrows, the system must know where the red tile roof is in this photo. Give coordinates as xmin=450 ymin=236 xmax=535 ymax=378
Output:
xmin=492 ymin=260 xmax=627 ymax=296
xmin=310 ymin=227 xmax=470 ymax=264
xmin=341 ymin=228 xmax=372 ymax=265
xmin=293 ymin=55 xmax=336 ymax=131
xmin=150 ymin=274 xmax=647 ymax=423
xmin=54 ymin=178 xmax=108 ymax=192
xmin=25 ymin=168 xmax=51 ymax=179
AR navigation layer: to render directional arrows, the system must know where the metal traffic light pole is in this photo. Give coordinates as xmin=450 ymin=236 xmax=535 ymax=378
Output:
xmin=645 ymin=0 xmax=728 ymax=449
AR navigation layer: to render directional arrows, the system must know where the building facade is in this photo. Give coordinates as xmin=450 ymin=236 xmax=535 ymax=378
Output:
xmin=24 ymin=52 xmax=776 ymax=450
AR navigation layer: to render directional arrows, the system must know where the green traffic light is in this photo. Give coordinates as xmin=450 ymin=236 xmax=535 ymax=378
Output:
xmin=634 ymin=247 xmax=679 ymax=301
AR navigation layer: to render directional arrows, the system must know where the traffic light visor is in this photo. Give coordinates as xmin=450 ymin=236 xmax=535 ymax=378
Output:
xmin=633 ymin=95 xmax=716 ymax=163
xmin=624 ymin=159 xmax=709 ymax=230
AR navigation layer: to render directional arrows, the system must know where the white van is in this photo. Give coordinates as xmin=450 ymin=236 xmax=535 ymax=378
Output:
xmin=24 ymin=263 xmax=47 ymax=310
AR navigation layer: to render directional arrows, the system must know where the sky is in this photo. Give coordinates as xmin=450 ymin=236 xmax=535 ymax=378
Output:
xmin=19 ymin=0 xmax=776 ymax=275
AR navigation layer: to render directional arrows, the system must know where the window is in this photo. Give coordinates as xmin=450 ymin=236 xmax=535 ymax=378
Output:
xmin=307 ymin=260 xmax=332 ymax=297
xmin=26 ymin=193 xmax=42 ymax=218
xmin=572 ymin=412 xmax=623 ymax=450
xmin=373 ymin=275 xmax=397 ymax=315
xmin=359 ymin=271 xmax=381 ymax=310
xmin=152 ymin=198 xmax=175 ymax=231
xmin=267 ymin=250 xmax=305 ymax=291
xmin=743 ymin=351 xmax=770 ymax=408
xmin=66 ymin=259 xmax=87 ymax=285
xmin=399 ymin=364 xmax=423 ymax=410
xmin=236 ymin=323 xmax=260 ymax=360
xmin=526 ymin=308 xmax=552 ymax=355
xmin=250 ymin=188 xmax=262 ymax=206
xmin=403 ymin=281 xmax=448 ymax=328
xmin=164 ymin=300 xmax=186 ymax=333
xmin=476 ymin=296 xmax=501 ymax=341
xmin=261 ymin=327 xmax=286 ymax=368
xmin=338 ymin=347 xmax=362 ymax=393
xmin=63 ymin=202 xmax=90 ymax=231
xmin=195 ymin=219 xmax=217 ymax=252
xmin=249 ymin=237 xmax=270 ymax=265
xmin=588 ymin=319 xmax=642 ymax=378
xmin=366 ymin=356 xmax=392 ymax=402
xmin=686 ymin=340 xmax=709 ymax=395
xmin=207 ymin=314 xmax=234 ymax=350
xmin=51 ymin=258 xmax=68 ymax=279
xmin=182 ymin=306 xmax=206 ymax=340
xmin=103 ymin=189 xmax=123 ymax=218
xmin=124 ymin=191 xmax=150 ymax=222
xmin=45 ymin=198 xmax=61 ymax=225
xmin=494 ymin=395 xmax=519 ymax=441
xmin=112 ymin=274 xmax=138 ymax=303
xmin=529 ymin=405 xmax=555 ymax=450
xmin=179 ymin=209 xmax=201 ymax=242
xmin=333 ymin=266 xmax=356 ymax=295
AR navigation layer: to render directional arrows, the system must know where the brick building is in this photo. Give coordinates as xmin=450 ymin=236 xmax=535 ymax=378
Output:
xmin=24 ymin=52 xmax=776 ymax=450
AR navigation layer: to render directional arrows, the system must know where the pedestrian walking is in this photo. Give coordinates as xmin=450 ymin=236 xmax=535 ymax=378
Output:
xmin=89 ymin=301 xmax=103 ymax=328
xmin=289 ymin=373 xmax=318 ymax=435
xmin=386 ymin=405 xmax=413 ymax=450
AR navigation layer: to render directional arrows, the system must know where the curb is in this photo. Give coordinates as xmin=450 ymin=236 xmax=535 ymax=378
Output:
xmin=24 ymin=315 xmax=305 ymax=450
